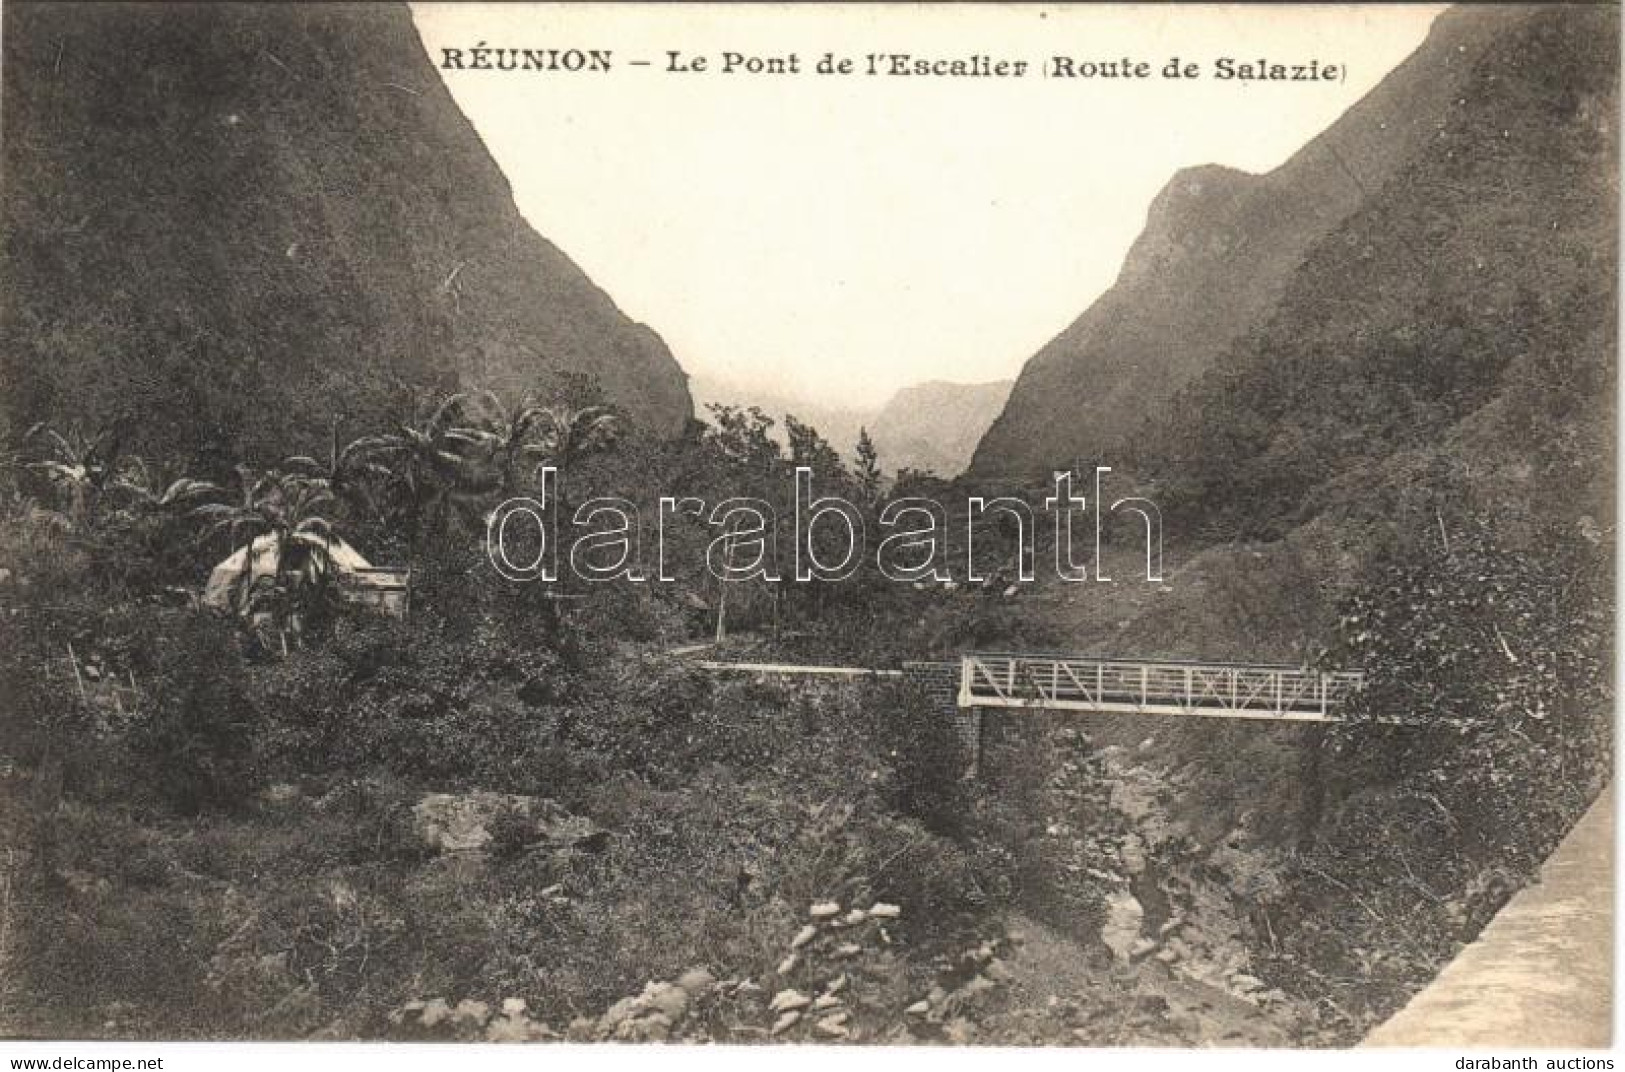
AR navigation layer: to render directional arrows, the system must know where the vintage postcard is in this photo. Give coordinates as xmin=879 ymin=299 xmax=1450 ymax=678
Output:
xmin=0 ymin=1 xmax=1614 ymax=1061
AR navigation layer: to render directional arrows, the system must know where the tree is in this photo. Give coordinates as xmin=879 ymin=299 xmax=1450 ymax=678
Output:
xmin=530 ymin=403 xmax=622 ymax=475
xmin=854 ymin=427 xmax=883 ymax=506
xmin=353 ymin=392 xmax=488 ymax=540
xmin=527 ymin=404 xmax=623 ymax=601
xmin=462 ymin=389 xmax=551 ymax=495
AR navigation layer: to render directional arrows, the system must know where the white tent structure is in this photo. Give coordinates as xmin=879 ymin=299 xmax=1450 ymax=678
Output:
xmin=202 ymin=534 xmax=408 ymax=617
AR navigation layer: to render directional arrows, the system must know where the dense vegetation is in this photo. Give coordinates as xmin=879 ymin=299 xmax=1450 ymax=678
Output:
xmin=0 ymin=379 xmax=1122 ymax=1041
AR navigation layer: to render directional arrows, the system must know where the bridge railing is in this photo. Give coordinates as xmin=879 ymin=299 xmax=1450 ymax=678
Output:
xmin=959 ymin=652 xmax=1365 ymax=722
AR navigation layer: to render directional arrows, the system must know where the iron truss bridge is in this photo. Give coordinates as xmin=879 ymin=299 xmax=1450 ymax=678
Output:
xmin=958 ymin=652 xmax=1366 ymax=724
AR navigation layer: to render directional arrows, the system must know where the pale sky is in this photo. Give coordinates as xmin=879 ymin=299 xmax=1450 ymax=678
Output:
xmin=411 ymin=4 xmax=1443 ymax=408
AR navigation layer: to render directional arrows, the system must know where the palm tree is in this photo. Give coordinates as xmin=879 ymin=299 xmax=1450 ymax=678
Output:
xmin=526 ymin=404 xmax=621 ymax=602
xmin=22 ymin=421 xmax=123 ymax=525
xmin=530 ymin=403 xmax=621 ymax=474
xmin=464 ymin=389 xmax=548 ymax=495
xmin=353 ymin=393 xmax=488 ymax=538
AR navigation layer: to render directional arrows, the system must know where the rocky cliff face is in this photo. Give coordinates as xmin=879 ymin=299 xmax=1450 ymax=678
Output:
xmin=968 ymin=5 xmax=1521 ymax=479
xmin=1 ymin=2 xmax=692 ymax=463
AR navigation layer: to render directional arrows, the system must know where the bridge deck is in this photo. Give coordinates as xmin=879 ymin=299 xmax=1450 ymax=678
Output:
xmin=960 ymin=652 xmax=1365 ymax=723
xmin=684 ymin=651 xmax=1368 ymax=725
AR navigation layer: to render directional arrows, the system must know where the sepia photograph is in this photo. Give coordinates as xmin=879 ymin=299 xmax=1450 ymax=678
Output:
xmin=0 ymin=1 xmax=1615 ymax=1062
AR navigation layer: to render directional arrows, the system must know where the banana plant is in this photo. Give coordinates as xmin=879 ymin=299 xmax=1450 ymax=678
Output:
xmin=283 ymin=418 xmax=391 ymax=522
xmin=192 ymin=469 xmax=340 ymax=631
xmin=22 ymin=421 xmax=123 ymax=525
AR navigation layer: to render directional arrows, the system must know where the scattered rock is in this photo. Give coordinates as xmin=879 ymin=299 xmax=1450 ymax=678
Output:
xmin=790 ymin=924 xmax=818 ymax=949
xmin=771 ymin=1011 xmax=801 ymax=1035
xmin=450 ymin=998 xmax=490 ymax=1026
xmin=769 ymin=989 xmax=811 ymax=1013
xmin=418 ymin=998 xmax=451 ymax=1028
xmin=809 ymin=901 xmax=842 ymax=920
xmin=616 ymin=1012 xmax=672 ymax=1042
xmin=1100 ymin=891 xmax=1146 ymax=961
xmin=868 ymin=902 xmax=901 ymax=919
xmin=676 ymin=967 xmax=716 ymax=996
xmin=485 ymin=998 xmax=554 ymax=1042
xmin=642 ymin=982 xmax=689 ymax=1021
xmin=814 ymin=1012 xmax=851 ymax=1037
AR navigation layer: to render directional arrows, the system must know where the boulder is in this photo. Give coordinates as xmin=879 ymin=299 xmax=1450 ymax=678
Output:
xmin=1100 ymin=891 xmax=1145 ymax=961
xmin=411 ymin=791 xmax=606 ymax=855
xmin=769 ymin=989 xmax=811 ymax=1013
xmin=676 ymin=968 xmax=717 ymax=997
xmin=642 ymin=981 xmax=689 ymax=1021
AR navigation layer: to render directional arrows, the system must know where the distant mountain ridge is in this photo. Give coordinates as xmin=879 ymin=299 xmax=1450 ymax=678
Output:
xmin=869 ymin=380 xmax=1011 ymax=479
xmin=969 ymin=5 xmax=1516 ymax=478
xmin=1 ymin=2 xmax=692 ymax=464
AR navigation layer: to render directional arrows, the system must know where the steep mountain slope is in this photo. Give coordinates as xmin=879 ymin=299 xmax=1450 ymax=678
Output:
xmin=870 ymin=380 xmax=1011 ymax=478
xmin=1 ymin=2 xmax=691 ymax=464
xmin=969 ymin=5 xmax=1515 ymax=479
xmin=1147 ymin=1 xmax=1616 ymax=541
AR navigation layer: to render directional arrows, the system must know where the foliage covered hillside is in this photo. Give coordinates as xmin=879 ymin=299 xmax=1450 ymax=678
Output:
xmin=0 ymin=2 xmax=692 ymax=466
xmin=970 ymin=5 xmax=1541 ymax=480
